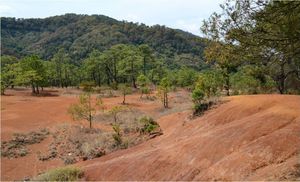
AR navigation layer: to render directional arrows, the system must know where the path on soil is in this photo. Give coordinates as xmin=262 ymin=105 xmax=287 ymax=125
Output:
xmin=80 ymin=95 xmax=300 ymax=181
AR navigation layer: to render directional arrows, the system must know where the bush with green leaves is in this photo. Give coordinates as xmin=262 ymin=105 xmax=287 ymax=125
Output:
xmin=191 ymin=87 xmax=207 ymax=115
xmin=176 ymin=67 xmax=197 ymax=87
xmin=192 ymin=70 xmax=222 ymax=115
xmin=80 ymin=81 xmax=96 ymax=92
xmin=230 ymin=65 xmax=276 ymax=94
xmin=34 ymin=166 xmax=83 ymax=181
xmin=195 ymin=70 xmax=223 ymax=97
xmin=139 ymin=116 xmax=159 ymax=134
xmin=112 ymin=123 xmax=122 ymax=147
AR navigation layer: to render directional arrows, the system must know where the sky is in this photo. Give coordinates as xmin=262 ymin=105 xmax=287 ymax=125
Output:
xmin=0 ymin=0 xmax=223 ymax=36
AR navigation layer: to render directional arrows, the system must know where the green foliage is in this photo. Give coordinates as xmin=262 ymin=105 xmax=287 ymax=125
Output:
xmin=1 ymin=63 xmax=18 ymax=95
xmin=176 ymin=67 xmax=197 ymax=87
xmin=137 ymin=74 xmax=150 ymax=87
xmin=68 ymin=93 xmax=104 ymax=129
xmin=192 ymin=70 xmax=221 ymax=115
xmin=195 ymin=70 xmax=223 ymax=97
xmin=192 ymin=88 xmax=205 ymax=105
xmin=1 ymin=14 xmax=205 ymax=70
xmin=34 ymin=166 xmax=83 ymax=181
xmin=230 ymin=65 xmax=276 ymax=95
xmin=139 ymin=116 xmax=159 ymax=134
xmin=13 ymin=55 xmax=45 ymax=93
xmin=80 ymin=81 xmax=96 ymax=92
xmin=202 ymin=0 xmax=300 ymax=94
xmin=112 ymin=123 xmax=122 ymax=146
xmin=137 ymin=74 xmax=151 ymax=98
xmin=157 ymin=77 xmax=172 ymax=108
xmin=119 ymin=84 xmax=132 ymax=104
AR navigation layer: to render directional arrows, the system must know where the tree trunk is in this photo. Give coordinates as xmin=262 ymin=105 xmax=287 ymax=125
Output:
xmin=31 ymin=83 xmax=36 ymax=94
xmin=224 ymin=74 xmax=230 ymax=96
xmin=132 ymin=77 xmax=137 ymax=88
xmin=165 ymin=92 xmax=168 ymax=108
xmin=143 ymin=57 xmax=146 ymax=75
xmin=278 ymin=63 xmax=286 ymax=94
xmin=123 ymin=94 xmax=126 ymax=104
xmin=88 ymin=94 xmax=92 ymax=129
xmin=36 ymin=86 xmax=40 ymax=94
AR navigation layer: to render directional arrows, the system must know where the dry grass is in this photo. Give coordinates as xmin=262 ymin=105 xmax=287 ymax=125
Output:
xmin=33 ymin=166 xmax=83 ymax=181
xmin=1 ymin=128 xmax=49 ymax=158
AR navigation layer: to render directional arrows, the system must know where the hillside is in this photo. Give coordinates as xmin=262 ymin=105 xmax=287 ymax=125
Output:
xmin=1 ymin=14 xmax=206 ymax=69
xmin=80 ymin=95 xmax=300 ymax=181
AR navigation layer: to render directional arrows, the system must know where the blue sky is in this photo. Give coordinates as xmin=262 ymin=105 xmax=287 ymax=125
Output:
xmin=0 ymin=0 xmax=223 ymax=35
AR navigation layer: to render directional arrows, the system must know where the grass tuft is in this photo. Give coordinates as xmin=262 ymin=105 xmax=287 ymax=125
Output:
xmin=34 ymin=166 xmax=83 ymax=181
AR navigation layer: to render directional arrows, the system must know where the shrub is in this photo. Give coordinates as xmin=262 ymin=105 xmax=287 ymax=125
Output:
xmin=193 ymin=100 xmax=215 ymax=116
xmin=112 ymin=123 xmax=122 ymax=147
xmin=62 ymin=156 xmax=77 ymax=165
xmin=80 ymin=81 xmax=95 ymax=92
xmin=192 ymin=86 xmax=218 ymax=116
xmin=1 ymin=129 xmax=49 ymax=158
xmin=195 ymin=70 xmax=223 ymax=98
xmin=34 ymin=166 xmax=83 ymax=181
xmin=192 ymin=88 xmax=205 ymax=105
xmin=139 ymin=116 xmax=159 ymax=134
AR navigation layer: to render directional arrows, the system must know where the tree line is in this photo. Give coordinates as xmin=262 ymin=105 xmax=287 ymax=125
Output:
xmin=1 ymin=44 xmax=197 ymax=95
xmin=1 ymin=1 xmax=299 ymax=99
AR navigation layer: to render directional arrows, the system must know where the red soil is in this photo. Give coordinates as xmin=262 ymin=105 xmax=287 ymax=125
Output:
xmin=80 ymin=95 xmax=300 ymax=181
xmin=0 ymin=88 xmax=189 ymax=180
xmin=1 ymin=89 xmax=299 ymax=181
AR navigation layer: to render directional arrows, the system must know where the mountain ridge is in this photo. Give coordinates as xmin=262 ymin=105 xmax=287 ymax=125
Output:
xmin=1 ymin=13 xmax=206 ymax=68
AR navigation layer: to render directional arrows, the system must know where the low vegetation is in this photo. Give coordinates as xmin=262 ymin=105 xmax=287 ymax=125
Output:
xmin=1 ymin=129 xmax=49 ymax=158
xmin=34 ymin=166 xmax=83 ymax=181
xmin=37 ymin=105 xmax=161 ymax=164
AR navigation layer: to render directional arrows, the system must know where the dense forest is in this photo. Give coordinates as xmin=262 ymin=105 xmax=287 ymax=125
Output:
xmin=1 ymin=14 xmax=206 ymax=69
xmin=1 ymin=0 xmax=300 ymax=98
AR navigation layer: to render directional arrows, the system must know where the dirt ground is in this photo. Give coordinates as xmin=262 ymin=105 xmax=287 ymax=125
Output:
xmin=80 ymin=94 xmax=300 ymax=181
xmin=1 ymin=88 xmax=300 ymax=180
xmin=1 ymin=88 xmax=191 ymax=181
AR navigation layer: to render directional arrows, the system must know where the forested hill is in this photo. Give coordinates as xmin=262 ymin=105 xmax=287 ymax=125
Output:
xmin=1 ymin=13 xmax=206 ymax=69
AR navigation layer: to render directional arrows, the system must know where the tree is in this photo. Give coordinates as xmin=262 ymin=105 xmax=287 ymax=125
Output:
xmin=157 ymin=77 xmax=171 ymax=108
xmin=230 ymin=65 xmax=275 ymax=94
xmin=68 ymin=93 xmax=104 ymax=129
xmin=108 ymin=105 xmax=127 ymax=124
xmin=119 ymin=84 xmax=132 ymax=104
xmin=1 ymin=63 xmax=18 ymax=95
xmin=137 ymin=74 xmax=151 ymax=98
xmin=139 ymin=44 xmax=154 ymax=75
xmin=202 ymin=0 xmax=300 ymax=94
xmin=118 ymin=45 xmax=143 ymax=88
xmin=51 ymin=48 xmax=72 ymax=88
xmin=83 ymin=50 xmax=104 ymax=87
xmin=176 ymin=67 xmax=197 ymax=87
xmin=15 ymin=55 xmax=45 ymax=94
